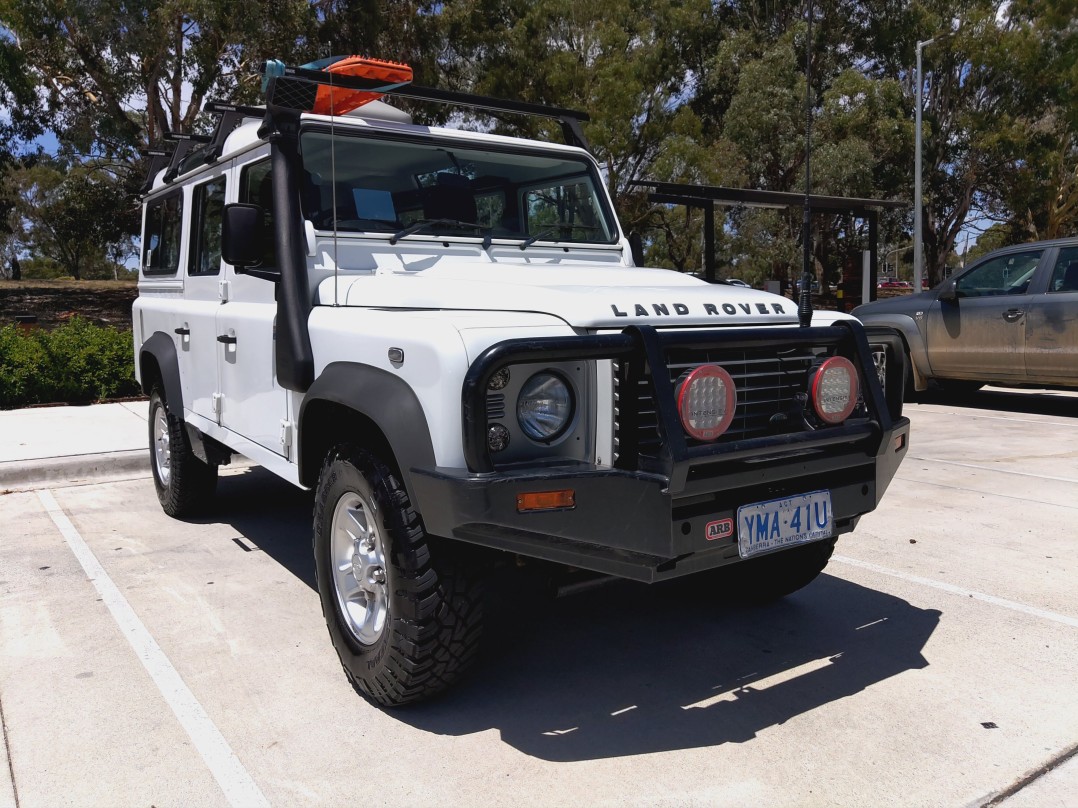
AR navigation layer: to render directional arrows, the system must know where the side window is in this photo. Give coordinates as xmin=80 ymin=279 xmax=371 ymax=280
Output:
xmin=1048 ymin=246 xmax=1078 ymax=293
xmin=189 ymin=177 xmax=226 ymax=276
xmin=955 ymin=250 xmax=1042 ymax=298
xmin=142 ymin=192 xmax=183 ymax=275
xmin=239 ymin=160 xmax=276 ymax=268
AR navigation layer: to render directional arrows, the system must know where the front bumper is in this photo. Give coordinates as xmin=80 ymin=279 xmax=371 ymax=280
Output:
xmin=413 ymin=321 xmax=910 ymax=583
xmin=412 ymin=415 xmax=908 ymax=582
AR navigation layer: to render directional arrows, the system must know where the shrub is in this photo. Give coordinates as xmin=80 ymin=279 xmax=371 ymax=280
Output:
xmin=0 ymin=317 xmax=140 ymax=408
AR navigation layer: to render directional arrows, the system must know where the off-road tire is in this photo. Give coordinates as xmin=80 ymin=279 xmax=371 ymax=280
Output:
xmin=313 ymin=445 xmax=485 ymax=707
xmin=701 ymin=537 xmax=837 ymax=604
xmin=148 ymin=387 xmax=217 ymax=518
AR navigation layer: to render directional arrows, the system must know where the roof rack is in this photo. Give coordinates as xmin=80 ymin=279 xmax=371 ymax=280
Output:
xmin=260 ymin=61 xmax=591 ymax=150
xmin=142 ymin=101 xmax=267 ymax=192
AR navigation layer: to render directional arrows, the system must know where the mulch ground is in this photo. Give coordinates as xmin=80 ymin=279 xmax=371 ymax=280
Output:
xmin=0 ymin=280 xmax=138 ymax=330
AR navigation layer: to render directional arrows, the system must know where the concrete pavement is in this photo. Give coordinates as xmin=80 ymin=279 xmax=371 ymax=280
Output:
xmin=0 ymin=400 xmax=149 ymax=490
xmin=1 ymin=389 xmax=1077 ymax=806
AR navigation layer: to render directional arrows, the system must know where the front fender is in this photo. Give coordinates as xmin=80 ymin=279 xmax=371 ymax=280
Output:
xmin=297 ymin=362 xmax=437 ymax=505
xmin=858 ymin=312 xmax=931 ymax=391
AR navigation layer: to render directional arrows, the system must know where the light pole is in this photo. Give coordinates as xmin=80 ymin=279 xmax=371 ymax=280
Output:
xmin=914 ymin=32 xmax=955 ymax=294
xmin=884 ymin=244 xmax=911 ymax=277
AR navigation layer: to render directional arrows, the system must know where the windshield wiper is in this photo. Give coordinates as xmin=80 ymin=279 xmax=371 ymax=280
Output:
xmin=389 ymin=218 xmax=489 ymax=246
xmin=518 ymin=228 xmax=560 ymax=250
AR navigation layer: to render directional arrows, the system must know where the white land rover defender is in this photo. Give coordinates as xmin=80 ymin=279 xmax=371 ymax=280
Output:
xmin=133 ymin=58 xmax=910 ymax=706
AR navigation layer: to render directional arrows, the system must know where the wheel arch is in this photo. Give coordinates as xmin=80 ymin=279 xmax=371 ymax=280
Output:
xmin=859 ymin=314 xmax=930 ymax=391
xmin=298 ymin=362 xmax=437 ymax=507
xmin=139 ymin=332 xmax=184 ymax=413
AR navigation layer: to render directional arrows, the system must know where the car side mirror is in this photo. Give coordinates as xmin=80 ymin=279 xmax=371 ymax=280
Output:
xmin=222 ymin=203 xmax=265 ymax=271
xmin=937 ymin=278 xmax=958 ymax=303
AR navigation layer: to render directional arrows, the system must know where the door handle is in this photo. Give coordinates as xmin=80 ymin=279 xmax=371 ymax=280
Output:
xmin=174 ymin=326 xmax=191 ymax=336
xmin=1001 ymin=309 xmax=1024 ymax=323
xmin=216 ymin=334 xmax=237 ymax=345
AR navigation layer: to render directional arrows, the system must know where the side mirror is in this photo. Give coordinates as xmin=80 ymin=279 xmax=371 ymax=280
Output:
xmin=937 ymin=278 xmax=958 ymax=303
xmin=628 ymin=231 xmax=645 ymax=266
xmin=222 ymin=203 xmax=265 ymax=270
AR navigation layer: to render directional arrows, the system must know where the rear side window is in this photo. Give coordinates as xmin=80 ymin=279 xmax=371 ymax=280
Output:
xmin=239 ymin=160 xmax=276 ymax=268
xmin=189 ymin=177 xmax=226 ymax=276
xmin=142 ymin=192 xmax=183 ymax=275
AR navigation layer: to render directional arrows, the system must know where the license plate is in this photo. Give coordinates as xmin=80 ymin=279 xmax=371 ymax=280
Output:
xmin=737 ymin=490 xmax=833 ymax=559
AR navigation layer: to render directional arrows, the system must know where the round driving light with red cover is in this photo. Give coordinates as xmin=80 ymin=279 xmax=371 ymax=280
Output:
xmin=676 ymin=364 xmax=736 ymax=441
xmin=811 ymin=356 xmax=859 ymax=424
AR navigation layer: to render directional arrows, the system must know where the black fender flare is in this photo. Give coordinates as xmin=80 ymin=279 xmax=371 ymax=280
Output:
xmin=139 ymin=332 xmax=184 ymax=416
xmin=298 ymin=362 xmax=437 ymax=506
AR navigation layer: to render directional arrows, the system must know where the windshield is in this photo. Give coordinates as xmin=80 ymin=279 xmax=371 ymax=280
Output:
xmin=299 ymin=129 xmax=617 ymax=244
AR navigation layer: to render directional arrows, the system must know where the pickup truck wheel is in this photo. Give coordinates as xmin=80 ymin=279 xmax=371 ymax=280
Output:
xmin=705 ymin=538 xmax=837 ymax=604
xmin=148 ymin=387 xmax=217 ymax=517
xmin=313 ymin=446 xmax=484 ymax=707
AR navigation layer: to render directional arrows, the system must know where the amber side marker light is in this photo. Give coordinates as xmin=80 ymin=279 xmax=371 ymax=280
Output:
xmin=517 ymin=490 xmax=576 ymax=512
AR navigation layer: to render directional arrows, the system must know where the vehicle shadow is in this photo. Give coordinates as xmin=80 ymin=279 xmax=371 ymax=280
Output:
xmin=397 ymin=573 xmax=940 ymax=762
xmin=914 ymin=387 xmax=1078 ymax=419
xmin=203 ymin=468 xmax=941 ymax=763
xmin=203 ymin=466 xmax=318 ymax=589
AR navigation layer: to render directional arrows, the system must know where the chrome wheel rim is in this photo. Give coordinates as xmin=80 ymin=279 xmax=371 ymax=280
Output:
xmin=153 ymin=404 xmax=171 ymax=485
xmin=331 ymin=492 xmax=388 ymax=646
xmin=871 ymin=348 xmax=887 ymax=391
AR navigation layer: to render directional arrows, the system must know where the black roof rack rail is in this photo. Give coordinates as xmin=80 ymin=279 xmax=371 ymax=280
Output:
xmin=260 ymin=61 xmax=591 ymax=150
xmin=161 ymin=132 xmax=212 ymax=183
xmin=139 ymin=148 xmax=173 ymax=193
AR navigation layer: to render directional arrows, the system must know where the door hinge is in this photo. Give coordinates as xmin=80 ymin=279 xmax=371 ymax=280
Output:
xmin=211 ymin=392 xmax=224 ymax=424
xmin=279 ymin=419 xmax=294 ymax=449
xmin=218 ymin=279 xmax=230 ymax=302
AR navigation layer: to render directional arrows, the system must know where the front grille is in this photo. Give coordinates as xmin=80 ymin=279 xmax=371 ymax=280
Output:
xmin=616 ymin=345 xmax=829 ymax=457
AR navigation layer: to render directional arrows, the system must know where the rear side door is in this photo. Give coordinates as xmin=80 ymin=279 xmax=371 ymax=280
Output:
xmin=183 ymin=175 xmax=227 ymax=423
xmin=925 ymin=248 xmax=1046 ymax=381
xmin=1025 ymin=245 xmax=1078 ymax=383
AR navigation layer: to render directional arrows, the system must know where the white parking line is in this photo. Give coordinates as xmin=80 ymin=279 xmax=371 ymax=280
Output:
xmin=36 ymin=489 xmax=270 ymax=808
xmin=908 ymin=456 xmax=1078 ymax=485
xmin=833 ymin=554 xmax=1078 ymax=629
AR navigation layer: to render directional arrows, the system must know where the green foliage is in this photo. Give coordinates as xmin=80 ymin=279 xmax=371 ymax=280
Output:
xmin=0 ymin=317 xmax=139 ymax=408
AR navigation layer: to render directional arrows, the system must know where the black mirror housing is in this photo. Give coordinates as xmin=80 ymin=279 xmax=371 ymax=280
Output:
xmin=222 ymin=203 xmax=265 ymax=270
xmin=938 ymin=278 xmax=958 ymax=303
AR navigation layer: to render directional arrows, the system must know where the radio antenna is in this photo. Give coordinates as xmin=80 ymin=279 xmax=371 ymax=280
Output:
xmin=798 ymin=0 xmax=815 ymax=328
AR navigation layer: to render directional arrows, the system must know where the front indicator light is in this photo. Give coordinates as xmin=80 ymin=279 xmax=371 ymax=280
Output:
xmin=676 ymin=364 xmax=736 ymax=441
xmin=517 ymin=490 xmax=576 ymax=512
xmin=487 ymin=423 xmax=510 ymax=452
xmin=811 ymin=356 xmax=859 ymax=425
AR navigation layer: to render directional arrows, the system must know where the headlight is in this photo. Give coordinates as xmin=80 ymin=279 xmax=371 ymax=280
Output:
xmin=517 ymin=372 xmax=574 ymax=442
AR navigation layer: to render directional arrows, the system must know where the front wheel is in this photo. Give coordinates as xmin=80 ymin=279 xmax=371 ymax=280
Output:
xmin=313 ymin=446 xmax=485 ymax=706
xmin=148 ymin=387 xmax=217 ymax=517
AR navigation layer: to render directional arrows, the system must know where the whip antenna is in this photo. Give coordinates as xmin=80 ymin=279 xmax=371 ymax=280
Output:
xmin=798 ymin=0 xmax=815 ymax=328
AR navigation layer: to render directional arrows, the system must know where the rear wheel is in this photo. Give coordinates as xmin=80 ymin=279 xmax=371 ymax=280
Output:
xmin=313 ymin=445 xmax=485 ymax=706
xmin=148 ymin=387 xmax=217 ymax=517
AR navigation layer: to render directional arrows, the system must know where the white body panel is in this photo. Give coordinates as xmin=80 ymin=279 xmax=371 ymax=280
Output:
xmin=134 ymin=102 xmax=858 ymax=490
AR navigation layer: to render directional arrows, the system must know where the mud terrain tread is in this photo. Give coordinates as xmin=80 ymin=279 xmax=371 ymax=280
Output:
xmin=148 ymin=387 xmax=217 ymax=518
xmin=314 ymin=446 xmax=485 ymax=707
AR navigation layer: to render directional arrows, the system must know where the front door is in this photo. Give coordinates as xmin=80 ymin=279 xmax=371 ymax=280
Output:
xmin=925 ymin=248 xmax=1045 ymax=381
xmin=184 ymin=176 xmax=226 ymax=423
xmin=215 ymin=156 xmax=289 ymax=456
